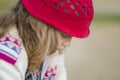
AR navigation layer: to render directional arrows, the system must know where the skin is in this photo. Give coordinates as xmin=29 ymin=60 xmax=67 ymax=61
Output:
xmin=57 ymin=33 xmax=72 ymax=52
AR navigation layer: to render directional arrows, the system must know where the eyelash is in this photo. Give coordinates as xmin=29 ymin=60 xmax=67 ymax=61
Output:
xmin=61 ymin=32 xmax=71 ymax=38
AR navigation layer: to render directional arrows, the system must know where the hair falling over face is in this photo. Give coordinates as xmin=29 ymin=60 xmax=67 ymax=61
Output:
xmin=0 ymin=1 xmax=72 ymax=72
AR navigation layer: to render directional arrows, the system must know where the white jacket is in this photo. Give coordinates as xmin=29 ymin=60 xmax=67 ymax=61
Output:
xmin=0 ymin=27 xmax=67 ymax=80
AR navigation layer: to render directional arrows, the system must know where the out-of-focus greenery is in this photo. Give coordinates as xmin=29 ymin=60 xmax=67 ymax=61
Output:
xmin=94 ymin=14 xmax=120 ymax=23
xmin=0 ymin=0 xmax=120 ymax=23
xmin=0 ymin=0 xmax=17 ymax=13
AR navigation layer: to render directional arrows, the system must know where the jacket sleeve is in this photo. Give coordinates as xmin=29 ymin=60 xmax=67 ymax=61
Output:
xmin=0 ymin=60 xmax=22 ymax=80
xmin=0 ymin=36 xmax=23 ymax=80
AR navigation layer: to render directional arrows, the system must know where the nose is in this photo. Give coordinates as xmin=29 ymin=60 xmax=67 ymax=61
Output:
xmin=63 ymin=39 xmax=71 ymax=47
xmin=65 ymin=41 xmax=71 ymax=46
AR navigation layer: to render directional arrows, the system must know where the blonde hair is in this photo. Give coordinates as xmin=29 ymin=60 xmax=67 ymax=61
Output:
xmin=0 ymin=1 xmax=72 ymax=72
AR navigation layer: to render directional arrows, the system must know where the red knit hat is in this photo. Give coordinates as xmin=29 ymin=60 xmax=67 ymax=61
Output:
xmin=21 ymin=0 xmax=94 ymax=38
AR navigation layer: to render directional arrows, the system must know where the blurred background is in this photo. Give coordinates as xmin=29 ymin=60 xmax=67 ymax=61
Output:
xmin=0 ymin=0 xmax=120 ymax=80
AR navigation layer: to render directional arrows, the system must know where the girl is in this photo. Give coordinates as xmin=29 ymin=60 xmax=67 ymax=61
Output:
xmin=0 ymin=0 xmax=94 ymax=80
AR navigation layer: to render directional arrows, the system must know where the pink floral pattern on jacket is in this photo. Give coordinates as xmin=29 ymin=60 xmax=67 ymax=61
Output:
xmin=43 ymin=65 xmax=57 ymax=80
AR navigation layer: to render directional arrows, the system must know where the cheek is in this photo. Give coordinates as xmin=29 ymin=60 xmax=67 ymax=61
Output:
xmin=67 ymin=37 xmax=72 ymax=43
xmin=57 ymin=38 xmax=72 ymax=52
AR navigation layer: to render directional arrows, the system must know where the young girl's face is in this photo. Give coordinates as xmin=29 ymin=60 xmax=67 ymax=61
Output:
xmin=57 ymin=32 xmax=72 ymax=52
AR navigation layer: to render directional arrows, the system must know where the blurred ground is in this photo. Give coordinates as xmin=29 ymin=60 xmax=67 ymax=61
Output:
xmin=65 ymin=22 xmax=120 ymax=80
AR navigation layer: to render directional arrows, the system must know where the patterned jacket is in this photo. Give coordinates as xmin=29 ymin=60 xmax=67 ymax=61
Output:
xmin=0 ymin=26 xmax=67 ymax=80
